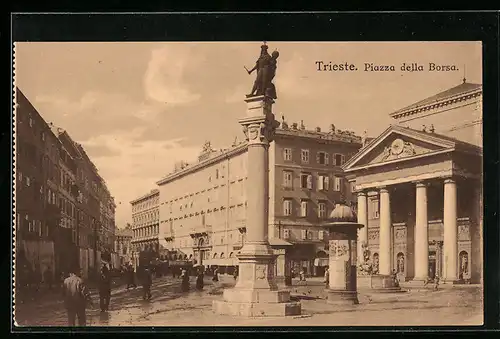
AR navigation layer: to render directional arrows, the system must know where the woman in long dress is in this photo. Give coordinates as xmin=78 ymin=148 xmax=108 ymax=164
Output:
xmin=180 ymin=269 xmax=190 ymax=292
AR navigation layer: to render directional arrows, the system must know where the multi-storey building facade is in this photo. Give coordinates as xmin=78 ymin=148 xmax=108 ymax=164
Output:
xmin=156 ymin=125 xmax=363 ymax=279
xmin=130 ymin=189 xmax=160 ymax=267
xmin=157 ymin=143 xmax=248 ymax=272
xmin=15 ymin=88 xmax=60 ymax=283
xmin=269 ymin=121 xmax=363 ymax=277
xmin=15 ymin=87 xmax=116 ymax=281
xmin=344 ymin=81 xmax=483 ymax=285
xmin=115 ymin=225 xmax=133 ymax=266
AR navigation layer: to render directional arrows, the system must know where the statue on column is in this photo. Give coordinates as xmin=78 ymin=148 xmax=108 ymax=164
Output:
xmin=245 ymin=42 xmax=279 ymax=99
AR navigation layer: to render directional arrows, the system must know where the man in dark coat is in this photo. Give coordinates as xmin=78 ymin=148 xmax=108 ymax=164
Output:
xmin=99 ymin=263 xmax=112 ymax=312
xmin=63 ymin=265 xmax=92 ymax=326
xmin=142 ymin=267 xmax=152 ymax=300
xmin=180 ymin=269 xmax=190 ymax=292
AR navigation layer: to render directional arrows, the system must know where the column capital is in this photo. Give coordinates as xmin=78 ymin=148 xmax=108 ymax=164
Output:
xmin=414 ymin=180 xmax=429 ymax=188
xmin=378 ymin=186 xmax=389 ymax=194
xmin=444 ymin=177 xmax=456 ymax=184
xmin=356 ymin=191 xmax=367 ymax=197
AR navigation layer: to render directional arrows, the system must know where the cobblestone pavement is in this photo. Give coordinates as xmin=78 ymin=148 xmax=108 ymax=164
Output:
xmin=14 ymin=275 xmax=483 ymax=327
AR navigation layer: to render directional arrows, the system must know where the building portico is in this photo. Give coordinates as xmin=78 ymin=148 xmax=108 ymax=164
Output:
xmin=344 ymin=125 xmax=482 ymax=284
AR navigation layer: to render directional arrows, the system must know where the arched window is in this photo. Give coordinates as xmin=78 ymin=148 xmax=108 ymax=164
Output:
xmin=229 ymin=252 xmax=234 ymax=258
xmin=213 ymin=253 xmax=218 ymax=259
xmin=396 ymin=252 xmax=405 ymax=273
xmin=189 ymin=254 xmax=193 ymax=259
xmin=220 ymin=252 xmax=225 ymax=259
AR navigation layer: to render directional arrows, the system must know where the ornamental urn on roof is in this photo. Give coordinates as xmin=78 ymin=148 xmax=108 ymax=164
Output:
xmin=328 ymin=201 xmax=357 ymax=223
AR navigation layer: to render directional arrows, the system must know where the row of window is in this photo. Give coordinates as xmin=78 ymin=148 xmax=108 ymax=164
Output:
xmin=133 ymin=225 xmax=159 ymax=238
xmin=132 ymin=196 xmax=159 ymax=213
xmin=16 ymin=214 xmax=49 ymax=237
xmin=282 ymin=228 xmax=329 ymax=241
xmin=208 ymin=166 xmax=226 ymax=183
xmin=157 ymin=251 xmax=241 ymax=261
xmin=283 ymin=172 xmax=344 ymax=191
xmin=132 ymin=210 xmax=159 ymax=225
xmin=282 ymin=199 xmax=338 ymax=218
xmin=166 ymin=181 xmax=245 ymax=213
xmin=283 ymin=148 xmax=346 ymax=166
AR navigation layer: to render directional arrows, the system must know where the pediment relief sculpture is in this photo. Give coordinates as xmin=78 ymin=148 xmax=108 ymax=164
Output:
xmin=381 ymin=138 xmax=417 ymax=162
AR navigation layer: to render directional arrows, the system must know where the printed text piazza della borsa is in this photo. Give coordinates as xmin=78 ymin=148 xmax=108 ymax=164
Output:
xmin=315 ymin=61 xmax=460 ymax=72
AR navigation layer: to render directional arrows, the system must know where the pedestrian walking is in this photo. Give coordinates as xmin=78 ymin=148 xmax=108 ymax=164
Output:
xmin=434 ymin=275 xmax=440 ymax=291
xmin=44 ymin=266 xmax=53 ymax=290
xmin=126 ymin=264 xmax=137 ymax=289
xmin=324 ymin=267 xmax=330 ymax=287
xmin=233 ymin=266 xmax=238 ymax=281
xmin=142 ymin=267 xmax=152 ymax=300
xmin=62 ymin=265 xmax=93 ymax=327
xmin=99 ymin=263 xmax=112 ymax=312
xmin=299 ymin=269 xmax=306 ymax=284
xmin=212 ymin=267 xmax=219 ymax=284
xmin=195 ymin=267 xmax=204 ymax=291
xmin=180 ymin=269 xmax=190 ymax=292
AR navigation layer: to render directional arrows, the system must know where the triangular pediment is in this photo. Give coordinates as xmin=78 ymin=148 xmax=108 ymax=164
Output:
xmin=343 ymin=125 xmax=456 ymax=171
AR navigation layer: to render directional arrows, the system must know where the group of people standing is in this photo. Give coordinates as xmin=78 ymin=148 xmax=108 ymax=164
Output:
xmin=179 ymin=266 xmax=221 ymax=293
xmin=59 ymin=262 xmax=227 ymax=327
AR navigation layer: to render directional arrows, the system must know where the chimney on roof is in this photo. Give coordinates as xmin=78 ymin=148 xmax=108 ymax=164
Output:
xmin=291 ymin=122 xmax=298 ymax=130
xmin=300 ymin=120 xmax=305 ymax=130
xmin=330 ymin=124 xmax=336 ymax=133
xmin=315 ymin=127 xmax=321 ymax=132
xmin=422 ymin=125 xmax=427 ymax=133
xmin=429 ymin=124 xmax=435 ymax=133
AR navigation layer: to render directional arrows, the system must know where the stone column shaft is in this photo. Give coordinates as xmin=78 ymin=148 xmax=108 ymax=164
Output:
xmin=443 ymin=178 xmax=458 ymax=282
xmin=356 ymin=192 xmax=368 ymax=265
xmin=379 ymin=187 xmax=391 ymax=276
xmin=246 ymin=143 xmax=269 ymax=244
xmin=414 ymin=182 xmax=429 ymax=281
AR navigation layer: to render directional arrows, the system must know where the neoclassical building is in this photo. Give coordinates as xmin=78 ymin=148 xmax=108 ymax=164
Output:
xmin=130 ymin=189 xmax=160 ymax=267
xmin=156 ymin=124 xmax=362 ymax=278
xmin=345 ymin=81 xmax=483 ymax=284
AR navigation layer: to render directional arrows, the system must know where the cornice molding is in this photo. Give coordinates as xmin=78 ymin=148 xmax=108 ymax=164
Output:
xmin=156 ymin=143 xmax=248 ymax=186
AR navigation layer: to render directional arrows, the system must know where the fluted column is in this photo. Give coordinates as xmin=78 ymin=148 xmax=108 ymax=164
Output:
xmin=356 ymin=191 xmax=368 ymax=265
xmin=414 ymin=181 xmax=429 ymax=281
xmin=443 ymin=178 xmax=458 ymax=283
xmin=379 ymin=187 xmax=391 ymax=276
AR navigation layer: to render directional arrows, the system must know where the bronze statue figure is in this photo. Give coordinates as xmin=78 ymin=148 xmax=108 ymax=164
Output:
xmin=246 ymin=43 xmax=279 ymax=99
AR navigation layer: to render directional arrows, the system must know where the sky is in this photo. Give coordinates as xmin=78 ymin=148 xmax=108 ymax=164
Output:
xmin=14 ymin=41 xmax=482 ymax=228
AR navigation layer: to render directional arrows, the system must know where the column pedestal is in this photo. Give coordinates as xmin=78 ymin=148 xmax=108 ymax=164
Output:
xmin=212 ymin=95 xmax=301 ymax=317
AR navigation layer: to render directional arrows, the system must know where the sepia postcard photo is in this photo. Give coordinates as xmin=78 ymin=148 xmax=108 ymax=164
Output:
xmin=13 ymin=41 xmax=483 ymax=327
